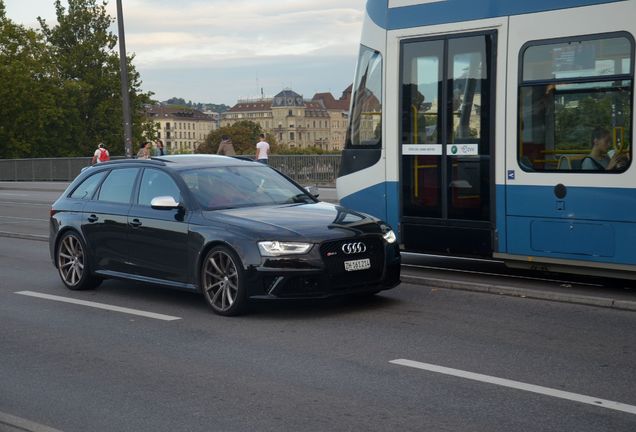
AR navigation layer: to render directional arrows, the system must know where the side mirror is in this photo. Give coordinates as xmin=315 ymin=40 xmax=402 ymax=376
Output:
xmin=150 ymin=196 xmax=181 ymax=210
xmin=304 ymin=185 xmax=320 ymax=198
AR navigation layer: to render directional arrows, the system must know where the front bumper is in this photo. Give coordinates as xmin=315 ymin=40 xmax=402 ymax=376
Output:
xmin=245 ymin=237 xmax=401 ymax=300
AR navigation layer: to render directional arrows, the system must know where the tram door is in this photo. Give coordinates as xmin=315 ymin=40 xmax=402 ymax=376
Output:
xmin=400 ymin=32 xmax=495 ymax=257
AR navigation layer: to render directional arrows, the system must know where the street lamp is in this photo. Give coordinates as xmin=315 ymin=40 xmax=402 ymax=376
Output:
xmin=116 ymin=0 xmax=133 ymax=158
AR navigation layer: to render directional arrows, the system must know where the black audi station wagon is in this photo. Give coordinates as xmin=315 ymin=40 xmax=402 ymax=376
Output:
xmin=49 ymin=155 xmax=400 ymax=315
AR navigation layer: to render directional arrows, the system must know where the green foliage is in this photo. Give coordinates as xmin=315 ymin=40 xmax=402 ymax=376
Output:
xmin=555 ymin=93 xmax=631 ymax=150
xmin=197 ymin=121 xmax=277 ymax=155
xmin=164 ymin=97 xmax=230 ymax=113
xmin=0 ymin=0 xmax=154 ymax=158
xmin=0 ymin=9 xmax=62 ymax=158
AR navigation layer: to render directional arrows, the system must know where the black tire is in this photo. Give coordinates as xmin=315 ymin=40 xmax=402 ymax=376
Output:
xmin=56 ymin=231 xmax=102 ymax=290
xmin=200 ymin=246 xmax=247 ymax=316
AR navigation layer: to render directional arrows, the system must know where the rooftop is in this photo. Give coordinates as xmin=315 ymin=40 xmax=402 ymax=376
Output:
xmin=145 ymin=105 xmax=214 ymax=121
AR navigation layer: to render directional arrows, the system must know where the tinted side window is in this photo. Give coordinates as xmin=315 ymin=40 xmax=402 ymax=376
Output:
xmin=97 ymin=168 xmax=139 ymax=204
xmin=138 ymin=169 xmax=181 ymax=206
xmin=70 ymin=171 xmax=107 ymax=200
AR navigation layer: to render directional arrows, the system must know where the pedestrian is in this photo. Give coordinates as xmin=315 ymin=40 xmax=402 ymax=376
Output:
xmin=217 ymin=135 xmax=236 ymax=156
xmin=156 ymin=139 xmax=166 ymax=156
xmin=91 ymin=143 xmax=110 ymax=165
xmin=255 ymin=133 xmax=270 ymax=164
xmin=137 ymin=141 xmax=152 ymax=159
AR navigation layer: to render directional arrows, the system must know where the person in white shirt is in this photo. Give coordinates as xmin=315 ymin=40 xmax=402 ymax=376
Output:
xmin=91 ymin=143 xmax=110 ymax=164
xmin=255 ymin=134 xmax=270 ymax=164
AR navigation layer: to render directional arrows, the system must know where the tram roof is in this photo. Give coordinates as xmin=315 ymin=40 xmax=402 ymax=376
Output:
xmin=368 ymin=0 xmax=626 ymax=30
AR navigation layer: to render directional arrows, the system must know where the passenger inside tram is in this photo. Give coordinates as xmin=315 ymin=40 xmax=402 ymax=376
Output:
xmin=581 ymin=127 xmax=629 ymax=171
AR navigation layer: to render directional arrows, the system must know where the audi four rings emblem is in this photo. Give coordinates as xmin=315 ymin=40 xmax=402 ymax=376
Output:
xmin=342 ymin=242 xmax=367 ymax=254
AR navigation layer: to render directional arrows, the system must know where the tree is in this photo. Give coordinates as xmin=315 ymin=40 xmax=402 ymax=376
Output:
xmin=163 ymin=98 xmax=230 ymax=114
xmin=197 ymin=121 xmax=277 ymax=155
xmin=37 ymin=0 xmax=153 ymax=156
xmin=0 ymin=3 xmax=63 ymax=158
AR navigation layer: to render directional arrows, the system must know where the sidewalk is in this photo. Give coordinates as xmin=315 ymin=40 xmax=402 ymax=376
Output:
xmin=401 ymin=265 xmax=636 ymax=312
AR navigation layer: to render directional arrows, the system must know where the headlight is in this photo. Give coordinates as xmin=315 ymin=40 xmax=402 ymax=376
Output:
xmin=382 ymin=229 xmax=397 ymax=244
xmin=258 ymin=241 xmax=313 ymax=256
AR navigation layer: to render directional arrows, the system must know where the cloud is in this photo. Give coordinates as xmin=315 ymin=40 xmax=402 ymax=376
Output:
xmin=4 ymin=0 xmax=366 ymax=104
xmin=122 ymin=0 xmax=364 ymax=68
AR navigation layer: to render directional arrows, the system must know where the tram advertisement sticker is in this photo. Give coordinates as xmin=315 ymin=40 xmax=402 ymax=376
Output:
xmin=446 ymin=144 xmax=478 ymax=156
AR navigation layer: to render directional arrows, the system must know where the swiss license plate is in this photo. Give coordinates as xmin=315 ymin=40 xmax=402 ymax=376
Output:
xmin=344 ymin=258 xmax=371 ymax=272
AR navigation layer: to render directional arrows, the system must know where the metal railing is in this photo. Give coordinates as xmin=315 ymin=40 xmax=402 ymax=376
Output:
xmin=0 ymin=155 xmax=341 ymax=186
xmin=268 ymin=155 xmax=340 ymax=186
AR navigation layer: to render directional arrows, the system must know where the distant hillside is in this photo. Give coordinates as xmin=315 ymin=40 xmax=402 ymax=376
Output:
xmin=163 ymin=98 xmax=230 ymax=113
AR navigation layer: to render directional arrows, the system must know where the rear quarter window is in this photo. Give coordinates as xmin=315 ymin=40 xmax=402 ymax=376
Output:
xmin=69 ymin=171 xmax=107 ymax=200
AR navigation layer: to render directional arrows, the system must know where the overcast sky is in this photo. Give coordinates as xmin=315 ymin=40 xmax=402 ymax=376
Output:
xmin=4 ymin=0 xmax=366 ymax=105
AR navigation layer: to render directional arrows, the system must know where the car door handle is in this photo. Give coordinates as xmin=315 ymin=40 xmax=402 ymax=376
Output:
xmin=87 ymin=214 xmax=98 ymax=223
xmin=129 ymin=219 xmax=142 ymax=228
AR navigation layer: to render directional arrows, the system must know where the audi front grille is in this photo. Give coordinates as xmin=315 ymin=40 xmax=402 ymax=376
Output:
xmin=319 ymin=235 xmax=385 ymax=288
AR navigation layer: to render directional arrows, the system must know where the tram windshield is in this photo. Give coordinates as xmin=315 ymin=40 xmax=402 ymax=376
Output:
xmin=346 ymin=45 xmax=383 ymax=148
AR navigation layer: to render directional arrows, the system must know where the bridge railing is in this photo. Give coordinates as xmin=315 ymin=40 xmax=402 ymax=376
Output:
xmin=0 ymin=155 xmax=341 ymax=186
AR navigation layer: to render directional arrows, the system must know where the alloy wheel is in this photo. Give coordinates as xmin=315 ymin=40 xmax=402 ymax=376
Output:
xmin=203 ymin=250 xmax=240 ymax=312
xmin=58 ymin=234 xmax=85 ymax=287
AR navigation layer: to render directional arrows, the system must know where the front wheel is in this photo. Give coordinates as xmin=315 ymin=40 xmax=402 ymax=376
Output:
xmin=201 ymin=246 xmax=247 ymax=316
xmin=56 ymin=232 xmax=102 ymax=290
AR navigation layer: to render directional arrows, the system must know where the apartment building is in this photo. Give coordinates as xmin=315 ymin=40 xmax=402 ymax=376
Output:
xmin=221 ymin=87 xmax=351 ymax=151
xmin=146 ymin=105 xmax=216 ymax=154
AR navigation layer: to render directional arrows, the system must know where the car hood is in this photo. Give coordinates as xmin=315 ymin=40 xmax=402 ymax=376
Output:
xmin=202 ymin=202 xmax=383 ymax=241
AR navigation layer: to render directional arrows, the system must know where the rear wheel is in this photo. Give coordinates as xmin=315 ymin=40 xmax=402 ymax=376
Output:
xmin=56 ymin=232 xmax=102 ymax=290
xmin=201 ymin=246 xmax=247 ymax=316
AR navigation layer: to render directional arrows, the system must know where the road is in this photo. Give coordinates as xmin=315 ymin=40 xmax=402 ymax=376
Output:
xmin=0 ymin=182 xmax=635 ymax=431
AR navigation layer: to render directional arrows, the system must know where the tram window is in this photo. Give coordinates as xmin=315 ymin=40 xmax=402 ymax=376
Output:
xmin=518 ymin=34 xmax=633 ymax=173
xmin=346 ymin=45 xmax=382 ymax=148
xmin=523 ymin=37 xmax=631 ymax=81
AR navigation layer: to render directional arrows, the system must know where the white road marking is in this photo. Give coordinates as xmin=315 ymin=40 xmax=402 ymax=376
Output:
xmin=0 ymin=220 xmax=44 ymax=226
xmin=0 ymin=192 xmax=28 ymax=196
xmin=390 ymin=359 xmax=636 ymax=415
xmin=0 ymin=200 xmax=50 ymax=207
xmin=0 ymin=411 xmax=64 ymax=432
xmin=15 ymin=291 xmax=181 ymax=321
xmin=0 ymin=215 xmax=48 ymax=221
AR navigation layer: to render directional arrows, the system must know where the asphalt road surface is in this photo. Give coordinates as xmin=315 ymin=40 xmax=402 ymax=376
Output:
xmin=0 ymin=183 xmax=635 ymax=432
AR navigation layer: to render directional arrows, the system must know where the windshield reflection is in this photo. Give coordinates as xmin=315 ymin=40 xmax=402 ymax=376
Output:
xmin=180 ymin=166 xmax=314 ymax=210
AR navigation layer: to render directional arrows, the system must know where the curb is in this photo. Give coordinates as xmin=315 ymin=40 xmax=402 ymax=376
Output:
xmin=0 ymin=231 xmax=48 ymax=242
xmin=401 ymin=274 xmax=636 ymax=312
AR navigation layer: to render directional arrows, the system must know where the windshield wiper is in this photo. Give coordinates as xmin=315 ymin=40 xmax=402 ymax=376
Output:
xmin=288 ymin=193 xmax=314 ymax=204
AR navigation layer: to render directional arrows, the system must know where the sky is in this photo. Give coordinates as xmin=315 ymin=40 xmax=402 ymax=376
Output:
xmin=4 ymin=0 xmax=366 ymax=106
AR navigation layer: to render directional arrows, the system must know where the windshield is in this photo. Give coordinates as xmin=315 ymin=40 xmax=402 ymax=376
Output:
xmin=180 ymin=166 xmax=315 ymax=210
xmin=346 ymin=45 xmax=383 ymax=148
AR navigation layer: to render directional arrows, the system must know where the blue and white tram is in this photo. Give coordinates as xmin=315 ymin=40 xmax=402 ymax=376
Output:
xmin=337 ymin=0 xmax=636 ymax=278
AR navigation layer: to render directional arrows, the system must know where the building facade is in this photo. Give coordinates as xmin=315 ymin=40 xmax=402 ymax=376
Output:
xmin=146 ymin=106 xmax=216 ymax=154
xmin=221 ymin=87 xmax=351 ymax=151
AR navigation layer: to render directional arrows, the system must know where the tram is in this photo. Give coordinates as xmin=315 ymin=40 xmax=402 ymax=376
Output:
xmin=337 ymin=0 xmax=636 ymax=278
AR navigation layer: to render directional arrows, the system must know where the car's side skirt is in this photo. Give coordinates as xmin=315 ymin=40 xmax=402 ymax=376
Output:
xmin=94 ymin=270 xmax=199 ymax=292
